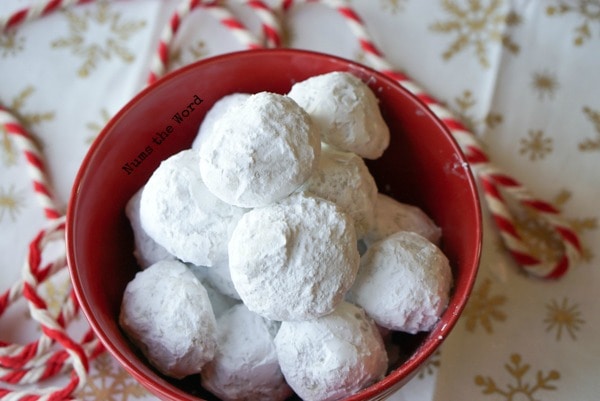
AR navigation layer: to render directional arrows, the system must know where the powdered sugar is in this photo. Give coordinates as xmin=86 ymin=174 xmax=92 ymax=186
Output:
xmin=364 ymin=193 xmax=442 ymax=247
xmin=275 ymin=301 xmax=388 ymax=401
xmin=201 ymin=304 xmax=292 ymax=401
xmin=140 ymin=149 xmax=247 ymax=266
xmin=288 ymin=71 xmax=390 ymax=159
xmin=228 ymin=192 xmax=359 ymax=321
xmin=119 ymin=260 xmax=217 ymax=379
xmin=303 ymin=145 xmax=377 ymax=239
xmin=199 ymin=92 xmax=321 ymax=208
xmin=349 ymin=231 xmax=452 ymax=334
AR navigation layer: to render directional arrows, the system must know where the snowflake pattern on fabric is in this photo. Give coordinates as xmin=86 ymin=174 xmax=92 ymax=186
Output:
xmin=51 ymin=1 xmax=146 ymax=77
xmin=77 ymin=354 xmax=148 ymax=400
xmin=0 ymin=31 xmax=25 ymax=57
xmin=530 ymin=70 xmax=560 ymax=101
xmin=430 ymin=0 xmax=521 ymax=68
xmin=579 ymin=106 xmax=600 ymax=151
xmin=462 ymin=277 xmax=507 ymax=334
xmin=0 ymin=185 xmax=26 ymax=223
xmin=519 ymin=130 xmax=553 ymax=161
xmin=475 ymin=353 xmax=561 ymax=399
xmin=547 ymin=0 xmax=600 ymax=46
xmin=544 ymin=298 xmax=585 ymax=341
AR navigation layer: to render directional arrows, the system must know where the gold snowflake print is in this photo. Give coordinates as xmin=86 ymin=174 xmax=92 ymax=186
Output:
xmin=86 ymin=108 xmax=111 ymax=145
xmin=0 ymin=185 xmax=26 ymax=223
xmin=579 ymin=106 xmax=600 ymax=151
xmin=77 ymin=353 xmax=148 ymax=400
xmin=449 ymin=90 xmax=503 ymax=135
xmin=547 ymin=0 xmax=600 ymax=46
xmin=380 ymin=0 xmax=408 ymax=14
xmin=519 ymin=129 xmax=553 ymax=161
xmin=417 ymin=350 xmax=441 ymax=378
xmin=462 ymin=277 xmax=507 ymax=334
xmin=169 ymin=39 xmax=209 ymax=71
xmin=531 ymin=70 xmax=560 ymax=100
xmin=430 ymin=0 xmax=521 ymax=68
xmin=544 ymin=298 xmax=585 ymax=341
xmin=0 ymin=30 xmax=25 ymax=57
xmin=475 ymin=353 xmax=560 ymax=399
xmin=51 ymin=2 xmax=146 ymax=78
xmin=1 ymin=86 xmax=53 ymax=167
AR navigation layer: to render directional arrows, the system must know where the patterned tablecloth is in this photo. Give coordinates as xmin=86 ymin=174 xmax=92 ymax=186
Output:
xmin=1 ymin=1 xmax=599 ymax=400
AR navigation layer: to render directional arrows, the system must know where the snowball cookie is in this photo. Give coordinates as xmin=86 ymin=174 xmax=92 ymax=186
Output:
xmin=140 ymin=149 xmax=247 ymax=266
xmin=363 ymin=193 xmax=442 ymax=247
xmin=304 ymin=145 xmax=377 ymax=239
xmin=275 ymin=301 xmax=388 ymax=401
xmin=189 ymin=262 xmax=241 ymax=301
xmin=199 ymin=92 xmax=320 ymax=208
xmin=287 ymin=71 xmax=390 ymax=159
xmin=125 ymin=187 xmax=175 ymax=268
xmin=192 ymin=93 xmax=250 ymax=150
xmin=229 ymin=193 xmax=360 ymax=321
xmin=201 ymin=304 xmax=292 ymax=401
xmin=188 ymin=264 xmax=240 ymax=319
xmin=119 ymin=260 xmax=218 ymax=378
xmin=349 ymin=231 xmax=452 ymax=334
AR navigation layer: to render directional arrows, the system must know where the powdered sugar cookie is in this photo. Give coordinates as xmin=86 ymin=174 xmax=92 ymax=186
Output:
xmin=363 ymin=193 xmax=442 ymax=247
xmin=304 ymin=145 xmax=377 ymax=239
xmin=288 ymin=71 xmax=389 ymax=159
xmin=192 ymin=93 xmax=250 ymax=150
xmin=349 ymin=231 xmax=452 ymax=334
xmin=125 ymin=187 xmax=175 ymax=268
xmin=119 ymin=260 xmax=217 ymax=379
xmin=274 ymin=301 xmax=388 ymax=401
xmin=228 ymin=193 xmax=359 ymax=321
xmin=189 ymin=261 xmax=240 ymax=301
xmin=201 ymin=304 xmax=291 ymax=401
xmin=199 ymin=92 xmax=320 ymax=208
xmin=140 ymin=149 xmax=247 ymax=266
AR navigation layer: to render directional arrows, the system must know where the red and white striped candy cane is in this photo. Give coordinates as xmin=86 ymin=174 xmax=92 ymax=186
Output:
xmin=147 ymin=0 xmax=271 ymax=85
xmin=0 ymin=218 xmax=104 ymax=400
xmin=278 ymin=0 xmax=582 ymax=279
xmin=1 ymin=17 xmax=101 ymax=396
xmin=0 ymin=0 xmax=94 ymax=32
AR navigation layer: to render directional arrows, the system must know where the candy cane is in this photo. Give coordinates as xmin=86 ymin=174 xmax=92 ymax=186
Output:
xmin=147 ymin=0 xmax=263 ymax=85
xmin=0 ymin=0 xmax=94 ymax=32
xmin=0 ymin=219 xmax=104 ymax=399
xmin=0 ymin=106 xmax=62 ymax=220
xmin=278 ymin=0 xmax=582 ymax=279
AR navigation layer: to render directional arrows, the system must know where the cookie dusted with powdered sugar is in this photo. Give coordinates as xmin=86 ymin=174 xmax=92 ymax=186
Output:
xmin=192 ymin=93 xmax=250 ymax=150
xmin=274 ymin=301 xmax=388 ymax=401
xmin=125 ymin=187 xmax=175 ymax=269
xmin=287 ymin=71 xmax=390 ymax=159
xmin=199 ymin=92 xmax=320 ymax=208
xmin=349 ymin=231 xmax=452 ymax=334
xmin=303 ymin=145 xmax=378 ymax=239
xmin=228 ymin=192 xmax=359 ymax=321
xmin=140 ymin=149 xmax=247 ymax=267
xmin=363 ymin=193 xmax=442 ymax=247
xmin=119 ymin=260 xmax=217 ymax=379
xmin=201 ymin=304 xmax=291 ymax=401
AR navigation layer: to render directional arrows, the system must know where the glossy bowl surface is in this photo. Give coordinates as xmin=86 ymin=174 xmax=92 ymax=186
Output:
xmin=67 ymin=49 xmax=481 ymax=401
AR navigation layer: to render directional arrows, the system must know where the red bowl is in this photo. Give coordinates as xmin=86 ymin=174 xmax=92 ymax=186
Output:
xmin=66 ymin=49 xmax=481 ymax=401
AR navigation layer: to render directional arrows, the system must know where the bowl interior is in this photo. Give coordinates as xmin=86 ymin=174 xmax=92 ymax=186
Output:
xmin=67 ymin=49 xmax=481 ymax=401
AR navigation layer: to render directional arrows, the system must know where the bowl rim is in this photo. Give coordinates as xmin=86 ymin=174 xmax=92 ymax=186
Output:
xmin=66 ymin=48 xmax=482 ymax=401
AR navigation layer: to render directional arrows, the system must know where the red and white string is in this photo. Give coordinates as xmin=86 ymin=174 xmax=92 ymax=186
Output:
xmin=0 ymin=0 xmax=584 ymax=399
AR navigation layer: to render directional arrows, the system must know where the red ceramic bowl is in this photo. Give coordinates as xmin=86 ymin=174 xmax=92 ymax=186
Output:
xmin=66 ymin=49 xmax=481 ymax=401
